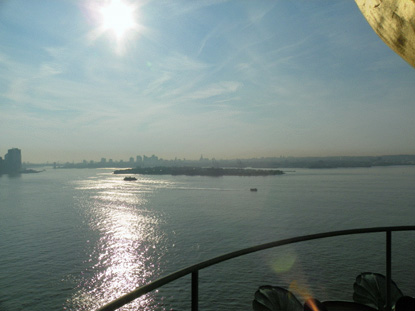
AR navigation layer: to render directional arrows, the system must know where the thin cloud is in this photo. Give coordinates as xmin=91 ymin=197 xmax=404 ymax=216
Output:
xmin=39 ymin=63 xmax=64 ymax=76
xmin=166 ymin=0 xmax=230 ymax=16
xmin=184 ymin=81 xmax=241 ymax=101
xmin=142 ymin=72 xmax=173 ymax=96
xmin=158 ymin=52 xmax=210 ymax=72
xmin=196 ymin=23 xmax=224 ymax=57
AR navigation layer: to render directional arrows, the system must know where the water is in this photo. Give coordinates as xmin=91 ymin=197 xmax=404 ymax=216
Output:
xmin=0 ymin=166 xmax=414 ymax=310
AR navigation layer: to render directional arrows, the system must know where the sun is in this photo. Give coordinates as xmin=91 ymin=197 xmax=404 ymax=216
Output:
xmin=90 ymin=0 xmax=140 ymax=50
xmin=88 ymin=0 xmax=142 ymax=53
xmin=97 ymin=0 xmax=139 ymax=42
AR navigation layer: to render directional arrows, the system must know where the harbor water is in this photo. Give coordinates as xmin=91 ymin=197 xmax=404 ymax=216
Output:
xmin=1 ymin=166 xmax=414 ymax=310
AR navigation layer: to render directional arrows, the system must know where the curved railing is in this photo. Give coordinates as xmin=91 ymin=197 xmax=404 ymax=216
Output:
xmin=97 ymin=225 xmax=415 ymax=311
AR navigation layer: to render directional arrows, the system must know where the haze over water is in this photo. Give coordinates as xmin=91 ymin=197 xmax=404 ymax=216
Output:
xmin=1 ymin=166 xmax=414 ymax=310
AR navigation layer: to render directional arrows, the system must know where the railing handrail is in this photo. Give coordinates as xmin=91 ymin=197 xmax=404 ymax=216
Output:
xmin=97 ymin=225 xmax=415 ymax=311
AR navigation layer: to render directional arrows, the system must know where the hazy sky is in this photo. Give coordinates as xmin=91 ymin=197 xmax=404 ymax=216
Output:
xmin=1 ymin=0 xmax=415 ymax=163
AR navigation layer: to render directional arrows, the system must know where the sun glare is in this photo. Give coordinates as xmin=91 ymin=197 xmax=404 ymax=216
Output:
xmin=91 ymin=0 xmax=140 ymax=54
xmin=100 ymin=0 xmax=135 ymax=39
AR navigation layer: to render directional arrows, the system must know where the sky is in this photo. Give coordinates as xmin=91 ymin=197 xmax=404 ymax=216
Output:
xmin=1 ymin=0 xmax=415 ymax=163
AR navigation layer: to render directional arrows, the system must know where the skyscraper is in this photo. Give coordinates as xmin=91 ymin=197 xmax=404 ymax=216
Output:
xmin=4 ymin=148 xmax=22 ymax=173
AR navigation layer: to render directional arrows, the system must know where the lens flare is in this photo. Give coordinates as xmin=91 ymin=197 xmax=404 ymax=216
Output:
xmin=270 ymin=252 xmax=297 ymax=273
xmin=289 ymin=280 xmax=317 ymax=306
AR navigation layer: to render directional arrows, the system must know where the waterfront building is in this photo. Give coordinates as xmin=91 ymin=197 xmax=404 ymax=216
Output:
xmin=3 ymin=148 xmax=22 ymax=174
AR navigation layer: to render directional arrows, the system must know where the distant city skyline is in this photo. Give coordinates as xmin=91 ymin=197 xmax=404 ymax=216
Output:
xmin=2 ymin=146 xmax=414 ymax=170
xmin=1 ymin=1 xmax=415 ymax=163
xmin=4 ymin=147 xmax=415 ymax=165
xmin=9 ymin=147 xmax=415 ymax=166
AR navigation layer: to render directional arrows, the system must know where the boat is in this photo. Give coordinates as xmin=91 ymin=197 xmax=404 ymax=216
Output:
xmin=250 ymin=188 xmax=258 ymax=192
xmin=123 ymin=176 xmax=137 ymax=181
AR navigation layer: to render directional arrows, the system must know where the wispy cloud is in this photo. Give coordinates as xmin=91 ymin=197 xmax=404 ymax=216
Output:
xmin=139 ymin=52 xmax=213 ymax=101
xmin=39 ymin=63 xmax=64 ymax=77
xmin=158 ymin=52 xmax=210 ymax=72
xmin=142 ymin=72 xmax=172 ymax=96
xmin=184 ymin=81 xmax=241 ymax=101
xmin=165 ymin=0 xmax=230 ymax=16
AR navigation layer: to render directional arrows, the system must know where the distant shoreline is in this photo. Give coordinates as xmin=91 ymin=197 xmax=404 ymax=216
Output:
xmin=114 ymin=167 xmax=284 ymax=177
xmin=31 ymin=154 xmax=415 ymax=170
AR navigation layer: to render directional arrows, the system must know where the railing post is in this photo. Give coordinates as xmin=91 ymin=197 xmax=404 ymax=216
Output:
xmin=192 ymin=271 xmax=199 ymax=311
xmin=386 ymin=230 xmax=392 ymax=311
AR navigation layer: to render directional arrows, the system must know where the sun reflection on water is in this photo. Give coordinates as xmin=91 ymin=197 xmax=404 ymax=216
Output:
xmin=68 ymin=173 xmax=173 ymax=310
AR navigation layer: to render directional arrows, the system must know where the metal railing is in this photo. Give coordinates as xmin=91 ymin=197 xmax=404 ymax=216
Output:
xmin=97 ymin=225 xmax=415 ymax=311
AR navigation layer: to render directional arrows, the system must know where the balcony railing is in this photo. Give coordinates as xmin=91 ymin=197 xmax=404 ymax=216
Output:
xmin=97 ymin=225 xmax=415 ymax=311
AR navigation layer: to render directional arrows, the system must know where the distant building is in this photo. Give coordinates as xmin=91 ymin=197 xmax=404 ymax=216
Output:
xmin=143 ymin=155 xmax=149 ymax=166
xmin=3 ymin=148 xmax=22 ymax=174
xmin=136 ymin=155 xmax=142 ymax=164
